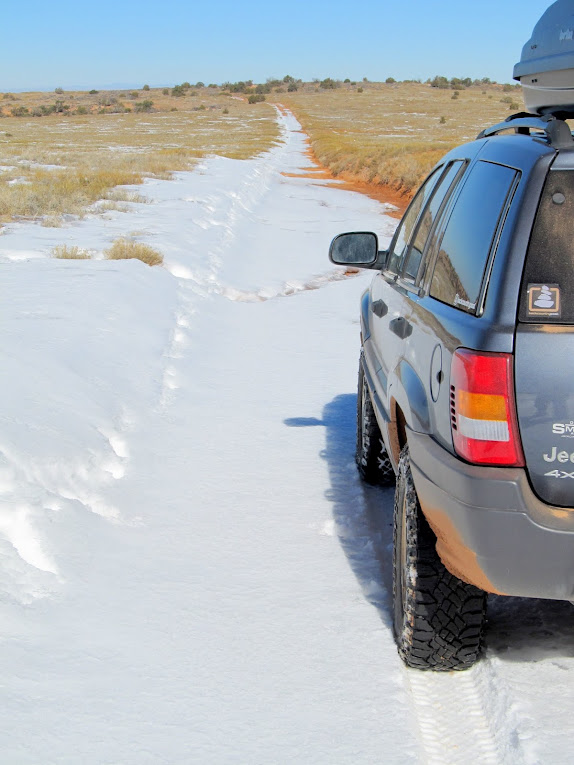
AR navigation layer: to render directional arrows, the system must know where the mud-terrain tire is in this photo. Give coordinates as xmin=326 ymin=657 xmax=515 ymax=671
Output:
xmin=356 ymin=356 xmax=394 ymax=485
xmin=393 ymin=445 xmax=487 ymax=670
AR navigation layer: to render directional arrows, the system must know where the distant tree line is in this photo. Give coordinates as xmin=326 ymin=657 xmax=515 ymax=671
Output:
xmin=430 ymin=75 xmax=496 ymax=89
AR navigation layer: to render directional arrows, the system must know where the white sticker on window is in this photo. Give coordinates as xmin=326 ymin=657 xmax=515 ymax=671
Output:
xmin=527 ymin=284 xmax=561 ymax=317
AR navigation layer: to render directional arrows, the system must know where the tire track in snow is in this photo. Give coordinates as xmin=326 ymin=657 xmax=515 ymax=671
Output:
xmin=157 ymin=109 xmax=300 ymax=409
xmin=218 ymin=267 xmax=360 ymax=303
xmin=159 ymin=145 xmax=290 ymax=409
xmin=404 ymin=658 xmax=526 ymax=765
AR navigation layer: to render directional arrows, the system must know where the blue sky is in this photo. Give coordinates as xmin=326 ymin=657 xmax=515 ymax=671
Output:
xmin=2 ymin=0 xmax=553 ymax=91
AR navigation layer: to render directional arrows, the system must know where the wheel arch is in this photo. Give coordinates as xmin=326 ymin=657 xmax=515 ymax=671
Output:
xmin=388 ymin=360 xmax=431 ymax=465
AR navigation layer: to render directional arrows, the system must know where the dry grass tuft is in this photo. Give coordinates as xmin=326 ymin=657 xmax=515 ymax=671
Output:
xmin=104 ymin=237 xmax=163 ymax=266
xmin=41 ymin=215 xmax=64 ymax=227
xmin=51 ymin=244 xmax=91 ymax=259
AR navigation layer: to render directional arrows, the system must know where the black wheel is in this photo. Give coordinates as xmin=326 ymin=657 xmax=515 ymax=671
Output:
xmin=393 ymin=445 xmax=487 ymax=671
xmin=356 ymin=355 xmax=394 ymax=485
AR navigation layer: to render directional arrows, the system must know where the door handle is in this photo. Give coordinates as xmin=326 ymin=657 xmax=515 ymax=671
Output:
xmin=389 ymin=316 xmax=412 ymax=339
xmin=371 ymin=299 xmax=388 ymax=318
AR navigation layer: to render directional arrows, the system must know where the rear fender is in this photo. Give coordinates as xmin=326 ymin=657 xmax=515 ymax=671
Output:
xmin=388 ymin=361 xmax=431 ymax=455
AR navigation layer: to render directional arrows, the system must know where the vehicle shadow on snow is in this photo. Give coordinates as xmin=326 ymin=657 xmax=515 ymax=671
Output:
xmin=286 ymin=394 xmax=395 ymax=630
xmin=287 ymin=395 xmax=574 ymax=664
xmin=486 ymin=595 xmax=574 ymax=663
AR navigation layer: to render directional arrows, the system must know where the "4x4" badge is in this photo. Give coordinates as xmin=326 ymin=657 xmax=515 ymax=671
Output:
xmin=545 ymin=469 xmax=574 ymax=479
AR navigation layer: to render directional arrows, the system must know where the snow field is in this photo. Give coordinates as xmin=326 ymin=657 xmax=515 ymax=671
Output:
xmin=0 ymin=107 xmax=572 ymax=764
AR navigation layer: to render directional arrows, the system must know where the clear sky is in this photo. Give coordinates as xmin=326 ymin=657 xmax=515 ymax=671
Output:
xmin=2 ymin=0 xmax=554 ymax=91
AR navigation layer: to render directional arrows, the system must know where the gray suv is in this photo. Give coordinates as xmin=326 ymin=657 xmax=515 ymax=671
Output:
xmin=330 ymin=113 xmax=574 ymax=670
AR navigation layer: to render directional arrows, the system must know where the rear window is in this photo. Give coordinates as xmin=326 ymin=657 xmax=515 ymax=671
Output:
xmin=430 ymin=161 xmax=517 ymax=313
xmin=520 ymin=170 xmax=574 ymax=323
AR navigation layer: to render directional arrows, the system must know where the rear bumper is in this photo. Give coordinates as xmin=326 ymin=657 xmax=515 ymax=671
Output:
xmin=408 ymin=430 xmax=574 ymax=600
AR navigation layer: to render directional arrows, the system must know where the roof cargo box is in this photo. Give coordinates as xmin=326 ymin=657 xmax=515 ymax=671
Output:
xmin=514 ymin=0 xmax=574 ymax=115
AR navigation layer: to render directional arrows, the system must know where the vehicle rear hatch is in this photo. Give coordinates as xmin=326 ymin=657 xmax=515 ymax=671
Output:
xmin=515 ymin=163 xmax=574 ymax=507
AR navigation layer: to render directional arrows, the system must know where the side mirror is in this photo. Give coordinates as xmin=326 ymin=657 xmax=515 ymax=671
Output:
xmin=329 ymin=232 xmax=381 ymax=268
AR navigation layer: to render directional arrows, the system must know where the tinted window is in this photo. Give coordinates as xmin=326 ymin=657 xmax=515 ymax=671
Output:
xmin=386 ymin=167 xmax=442 ymax=274
xmin=520 ymin=170 xmax=574 ymax=324
xmin=402 ymin=161 xmax=464 ymax=282
xmin=430 ymin=161 xmax=517 ymax=313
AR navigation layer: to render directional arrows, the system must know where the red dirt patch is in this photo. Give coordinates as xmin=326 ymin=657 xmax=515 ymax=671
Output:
xmin=281 ymin=141 xmax=408 ymax=218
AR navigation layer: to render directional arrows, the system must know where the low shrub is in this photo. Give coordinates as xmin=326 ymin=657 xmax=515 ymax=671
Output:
xmin=104 ymin=238 xmax=163 ymax=266
xmin=357 ymin=87 xmax=364 ymax=93
xmin=89 ymin=89 xmax=99 ymax=94
xmin=55 ymin=87 xmax=64 ymax=94
xmin=162 ymin=88 xmax=169 ymax=95
xmin=135 ymin=100 xmax=154 ymax=112
xmin=248 ymin=94 xmax=265 ymax=104
xmin=11 ymin=106 xmax=29 ymax=117
xmin=320 ymin=78 xmax=340 ymax=90
xmin=430 ymin=76 xmax=450 ymax=89
xmin=450 ymin=77 xmax=472 ymax=89
xmin=143 ymin=84 xmax=150 ymax=91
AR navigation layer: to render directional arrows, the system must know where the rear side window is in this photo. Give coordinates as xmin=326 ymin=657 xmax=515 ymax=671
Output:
xmin=402 ymin=160 xmax=464 ymax=282
xmin=430 ymin=161 xmax=517 ymax=313
xmin=519 ymin=170 xmax=574 ymax=324
xmin=386 ymin=166 xmax=443 ymax=274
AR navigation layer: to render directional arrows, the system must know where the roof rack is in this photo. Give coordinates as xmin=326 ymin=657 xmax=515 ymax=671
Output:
xmin=477 ymin=112 xmax=574 ymax=149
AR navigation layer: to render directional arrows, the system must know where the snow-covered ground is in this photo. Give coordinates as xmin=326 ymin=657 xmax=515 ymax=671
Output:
xmin=0 ymin=109 xmax=573 ymax=764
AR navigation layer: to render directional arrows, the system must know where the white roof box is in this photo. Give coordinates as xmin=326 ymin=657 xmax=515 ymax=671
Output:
xmin=514 ymin=0 xmax=574 ymax=115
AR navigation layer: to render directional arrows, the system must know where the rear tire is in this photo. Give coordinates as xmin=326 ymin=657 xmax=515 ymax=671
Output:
xmin=393 ymin=445 xmax=487 ymax=670
xmin=356 ymin=355 xmax=394 ymax=486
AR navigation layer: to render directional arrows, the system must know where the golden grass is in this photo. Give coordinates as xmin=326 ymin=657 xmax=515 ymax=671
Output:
xmin=0 ymin=89 xmax=279 ymax=222
xmin=278 ymin=81 xmax=525 ymax=197
xmin=104 ymin=238 xmax=163 ymax=266
xmin=0 ymin=81 xmax=528 ymax=221
xmin=51 ymin=244 xmax=91 ymax=259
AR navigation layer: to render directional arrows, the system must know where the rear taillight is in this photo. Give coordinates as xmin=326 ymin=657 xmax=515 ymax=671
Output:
xmin=450 ymin=349 xmax=524 ymax=467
